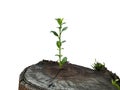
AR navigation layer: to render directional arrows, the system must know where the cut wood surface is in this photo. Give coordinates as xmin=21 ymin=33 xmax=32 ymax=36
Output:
xmin=19 ymin=60 xmax=117 ymax=90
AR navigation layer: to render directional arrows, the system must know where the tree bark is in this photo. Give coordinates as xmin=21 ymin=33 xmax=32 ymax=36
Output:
xmin=19 ymin=60 xmax=117 ymax=90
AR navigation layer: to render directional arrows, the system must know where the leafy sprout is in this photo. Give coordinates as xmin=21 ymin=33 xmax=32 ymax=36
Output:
xmin=112 ymin=79 xmax=120 ymax=90
xmin=51 ymin=18 xmax=68 ymax=69
xmin=91 ymin=59 xmax=105 ymax=71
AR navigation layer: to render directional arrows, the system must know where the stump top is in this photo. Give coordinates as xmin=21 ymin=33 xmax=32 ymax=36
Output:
xmin=19 ymin=60 xmax=117 ymax=90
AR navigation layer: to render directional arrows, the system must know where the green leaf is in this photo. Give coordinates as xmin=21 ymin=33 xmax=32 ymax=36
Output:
xmin=55 ymin=54 xmax=59 ymax=56
xmin=62 ymin=22 xmax=66 ymax=25
xmin=61 ymin=57 xmax=67 ymax=64
xmin=57 ymin=27 xmax=61 ymax=30
xmin=55 ymin=54 xmax=62 ymax=57
xmin=56 ymin=41 xmax=61 ymax=48
xmin=62 ymin=40 xmax=66 ymax=43
xmin=51 ymin=31 xmax=58 ymax=36
xmin=62 ymin=27 xmax=68 ymax=32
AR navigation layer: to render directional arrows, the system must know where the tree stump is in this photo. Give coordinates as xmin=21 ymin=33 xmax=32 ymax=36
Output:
xmin=19 ymin=60 xmax=117 ymax=90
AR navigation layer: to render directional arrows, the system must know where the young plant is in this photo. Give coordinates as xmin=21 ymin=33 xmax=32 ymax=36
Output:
xmin=91 ymin=59 xmax=105 ymax=71
xmin=112 ymin=79 xmax=120 ymax=90
xmin=51 ymin=18 xmax=68 ymax=69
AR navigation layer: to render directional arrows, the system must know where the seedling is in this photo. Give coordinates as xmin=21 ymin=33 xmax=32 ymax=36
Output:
xmin=51 ymin=18 xmax=68 ymax=69
xmin=91 ymin=59 xmax=105 ymax=71
xmin=112 ymin=79 xmax=120 ymax=90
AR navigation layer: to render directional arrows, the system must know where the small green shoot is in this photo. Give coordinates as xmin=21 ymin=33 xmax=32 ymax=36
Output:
xmin=51 ymin=18 xmax=68 ymax=69
xmin=91 ymin=59 xmax=105 ymax=71
xmin=112 ymin=79 xmax=120 ymax=90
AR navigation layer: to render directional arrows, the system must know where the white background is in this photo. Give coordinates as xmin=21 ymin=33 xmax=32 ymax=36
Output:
xmin=0 ymin=0 xmax=120 ymax=89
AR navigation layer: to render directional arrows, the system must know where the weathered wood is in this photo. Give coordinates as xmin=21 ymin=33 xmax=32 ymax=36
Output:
xmin=19 ymin=60 xmax=117 ymax=90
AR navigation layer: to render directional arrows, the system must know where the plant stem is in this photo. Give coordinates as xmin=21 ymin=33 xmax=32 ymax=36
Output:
xmin=59 ymin=25 xmax=62 ymax=62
